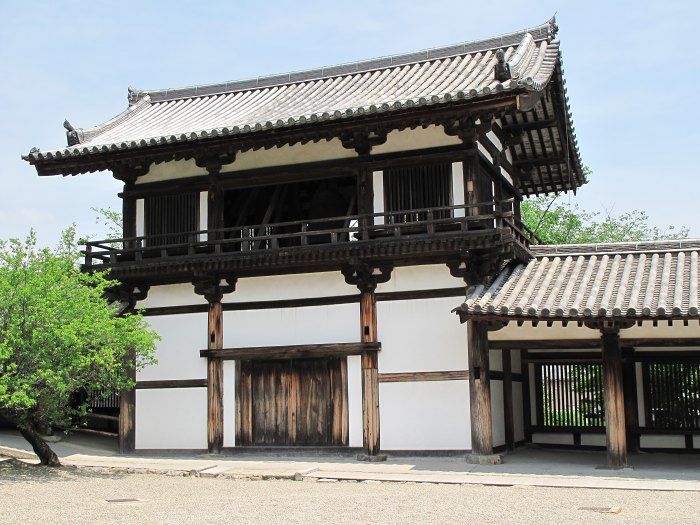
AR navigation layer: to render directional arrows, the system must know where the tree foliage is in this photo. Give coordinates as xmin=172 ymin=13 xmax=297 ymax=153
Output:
xmin=521 ymin=195 xmax=689 ymax=245
xmin=0 ymin=229 xmax=158 ymax=465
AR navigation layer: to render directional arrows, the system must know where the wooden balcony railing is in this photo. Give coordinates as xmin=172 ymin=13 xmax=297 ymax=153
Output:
xmin=83 ymin=200 xmax=538 ymax=269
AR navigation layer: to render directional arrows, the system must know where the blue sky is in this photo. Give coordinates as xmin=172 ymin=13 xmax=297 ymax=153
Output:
xmin=2 ymin=0 xmax=698 ymax=242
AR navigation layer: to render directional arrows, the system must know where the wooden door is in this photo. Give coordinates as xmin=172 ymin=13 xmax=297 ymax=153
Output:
xmin=236 ymin=357 xmax=348 ymax=446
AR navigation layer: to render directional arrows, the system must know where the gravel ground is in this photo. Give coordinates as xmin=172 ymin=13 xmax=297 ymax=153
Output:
xmin=1 ymin=460 xmax=700 ymax=524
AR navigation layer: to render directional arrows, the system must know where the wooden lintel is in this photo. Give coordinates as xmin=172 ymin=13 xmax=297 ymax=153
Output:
xmin=490 ymin=338 xmax=700 ymax=350
xmin=200 ymin=342 xmax=381 ymax=361
xmin=378 ymin=370 xmax=468 ymax=383
xmin=136 ymin=379 xmax=208 ymax=389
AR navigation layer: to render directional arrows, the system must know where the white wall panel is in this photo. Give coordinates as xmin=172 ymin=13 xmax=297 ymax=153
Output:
xmin=377 ymin=297 xmax=467 ymax=373
xmin=375 ymin=265 xmax=464 ymax=293
xmin=136 ymin=388 xmax=207 ymax=449
xmin=511 ymin=350 xmax=521 ymax=373
xmin=223 ymin=304 xmax=359 ymax=348
xmin=532 ymin=433 xmax=573 ymax=445
xmin=347 ymin=355 xmax=363 ymax=447
xmin=222 ymin=139 xmax=354 ymax=172
xmin=581 ymin=434 xmax=606 ymax=447
xmin=372 ymin=125 xmax=461 ymax=155
xmin=137 ymin=313 xmax=207 ymax=381
xmin=491 ymin=379 xmax=505 ymax=447
xmin=138 ymin=284 xmax=207 ymax=308
xmin=223 ymin=361 xmax=236 ymax=447
xmin=640 ymin=435 xmax=686 ymax=449
xmin=137 ymin=159 xmax=208 ymax=184
xmin=489 ymin=349 xmax=503 ymax=372
xmin=380 ymin=381 xmax=469 ymax=450
xmin=230 ymin=272 xmax=357 ymax=302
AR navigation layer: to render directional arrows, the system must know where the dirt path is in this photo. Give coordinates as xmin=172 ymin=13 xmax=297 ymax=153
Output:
xmin=1 ymin=461 xmax=700 ymax=524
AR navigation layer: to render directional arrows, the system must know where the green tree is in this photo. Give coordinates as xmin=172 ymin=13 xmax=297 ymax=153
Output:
xmin=0 ymin=229 xmax=158 ymax=466
xmin=522 ymin=195 xmax=689 ymax=245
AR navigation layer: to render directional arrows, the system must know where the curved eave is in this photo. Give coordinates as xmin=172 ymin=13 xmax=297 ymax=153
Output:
xmin=24 ymin=89 xmax=526 ymax=176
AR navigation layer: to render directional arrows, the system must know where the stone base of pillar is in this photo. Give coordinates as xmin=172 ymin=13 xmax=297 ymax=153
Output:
xmin=357 ymin=453 xmax=388 ymax=462
xmin=465 ymin=453 xmax=503 ymax=465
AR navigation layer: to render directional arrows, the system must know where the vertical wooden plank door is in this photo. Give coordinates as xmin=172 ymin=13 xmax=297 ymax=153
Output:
xmin=237 ymin=357 xmax=348 ymax=446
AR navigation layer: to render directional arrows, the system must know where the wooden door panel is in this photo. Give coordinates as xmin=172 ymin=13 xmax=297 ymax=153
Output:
xmin=236 ymin=357 xmax=347 ymax=446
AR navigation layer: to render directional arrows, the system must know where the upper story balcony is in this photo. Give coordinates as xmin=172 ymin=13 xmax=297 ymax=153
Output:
xmin=83 ymin=199 xmax=539 ymax=284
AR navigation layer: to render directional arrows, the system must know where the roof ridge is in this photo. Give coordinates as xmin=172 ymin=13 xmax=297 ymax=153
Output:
xmin=533 ymin=239 xmax=700 ymax=256
xmin=129 ymin=17 xmax=557 ymax=104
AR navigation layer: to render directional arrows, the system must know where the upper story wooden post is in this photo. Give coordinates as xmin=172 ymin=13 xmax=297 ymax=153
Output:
xmin=194 ymin=275 xmax=236 ymax=454
xmin=602 ymin=328 xmax=628 ymax=468
xmin=468 ymin=320 xmax=493 ymax=455
xmin=195 ymin=149 xmax=236 ymax=238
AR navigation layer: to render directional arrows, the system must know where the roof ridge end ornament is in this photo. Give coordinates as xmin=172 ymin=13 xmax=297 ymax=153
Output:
xmin=494 ymin=50 xmax=512 ymax=82
xmin=63 ymin=120 xmax=82 ymax=146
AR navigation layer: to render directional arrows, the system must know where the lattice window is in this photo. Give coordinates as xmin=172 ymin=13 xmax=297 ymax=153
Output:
xmin=144 ymin=192 xmax=198 ymax=245
xmin=384 ymin=163 xmax=451 ymax=222
xmin=537 ymin=363 xmax=605 ymax=427
xmin=644 ymin=362 xmax=700 ymax=430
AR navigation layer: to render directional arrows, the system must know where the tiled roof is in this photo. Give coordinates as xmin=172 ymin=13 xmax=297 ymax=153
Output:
xmin=23 ymin=17 xmax=581 ymax=192
xmin=455 ymin=240 xmax=700 ymax=321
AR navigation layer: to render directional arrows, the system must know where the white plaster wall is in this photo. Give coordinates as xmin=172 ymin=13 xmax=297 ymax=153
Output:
xmin=580 ymin=434 xmax=606 ymax=447
xmin=377 ymin=297 xmax=467 ymax=373
xmin=513 ymin=382 xmax=525 ymax=442
xmin=532 ymin=433 xmax=573 ymax=445
xmin=491 ymin=323 xmax=600 ymax=341
xmin=347 ymin=355 xmax=363 ymax=447
xmin=223 ymin=360 xmax=236 ymax=447
xmin=640 ymin=435 xmax=686 ymax=449
xmin=135 ymin=388 xmax=207 ymax=449
xmin=373 ymin=170 xmax=384 ymax=225
xmin=138 ymin=284 xmax=208 ymax=309
xmin=489 ymin=350 xmax=503 ymax=372
xmin=694 ymin=435 xmax=700 ymax=449
xmin=491 ymin=379 xmax=505 ymax=447
xmin=511 ymin=349 xmax=522 ymax=373
xmin=223 ymin=139 xmax=355 ymax=172
xmin=375 ymin=264 xmax=464 ymax=294
xmin=451 ymin=162 xmax=464 ymax=211
xmin=380 ymin=381 xmax=470 ymax=450
xmin=136 ymin=199 xmax=144 ymax=237
xmin=372 ymin=125 xmax=461 ymax=155
xmin=229 ymin=272 xmax=357 ymax=303
xmin=137 ymin=159 xmax=208 ymax=184
xmin=223 ymin=303 xmax=359 ymax=348
xmin=137 ymin=313 xmax=208 ymax=381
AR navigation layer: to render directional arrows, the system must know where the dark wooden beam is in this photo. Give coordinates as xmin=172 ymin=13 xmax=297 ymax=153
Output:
xmin=200 ymin=342 xmax=380 ymax=361
xmin=502 ymin=349 xmax=515 ymax=451
xmin=490 ymin=338 xmax=700 ymax=350
xmin=513 ymin=155 xmax=565 ymax=168
xmin=135 ymin=379 xmax=208 ymax=389
xmin=501 ymin=118 xmax=557 ymax=133
xmin=378 ymin=370 xmax=468 ymax=382
xmin=602 ymin=329 xmax=628 ymax=468
xmin=468 ymin=320 xmax=493 ymax=455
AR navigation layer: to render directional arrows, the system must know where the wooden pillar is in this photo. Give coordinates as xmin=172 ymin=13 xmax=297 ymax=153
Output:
xmin=502 ymin=349 xmax=514 ymax=451
xmin=207 ymin=299 xmax=224 ymax=454
xmin=360 ymin=289 xmax=380 ymax=455
xmin=119 ymin=346 xmax=136 ymax=453
xmin=602 ymin=329 xmax=628 ymax=468
xmin=356 ymin=167 xmax=374 ymax=241
xmin=468 ymin=320 xmax=493 ymax=455
xmin=622 ymin=347 xmax=640 ymax=453
xmin=521 ymin=350 xmax=532 ymax=442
